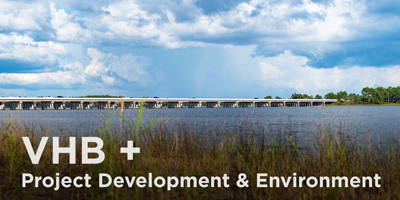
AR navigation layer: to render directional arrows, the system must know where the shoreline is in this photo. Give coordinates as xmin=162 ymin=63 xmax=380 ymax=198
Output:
xmin=325 ymin=103 xmax=400 ymax=107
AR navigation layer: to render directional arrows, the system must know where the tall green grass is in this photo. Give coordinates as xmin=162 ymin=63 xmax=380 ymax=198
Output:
xmin=0 ymin=104 xmax=399 ymax=199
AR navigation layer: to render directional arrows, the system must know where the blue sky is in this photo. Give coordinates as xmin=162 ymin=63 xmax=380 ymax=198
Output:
xmin=0 ymin=0 xmax=400 ymax=98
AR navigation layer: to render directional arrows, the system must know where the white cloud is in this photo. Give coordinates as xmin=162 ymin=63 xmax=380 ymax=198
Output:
xmin=50 ymin=2 xmax=92 ymax=42
xmin=101 ymin=75 xmax=116 ymax=84
xmin=0 ymin=71 xmax=85 ymax=87
xmin=0 ymin=0 xmax=390 ymax=50
xmin=84 ymin=48 xmax=107 ymax=76
xmin=95 ymin=0 xmax=368 ymax=49
xmin=0 ymin=0 xmax=46 ymax=31
xmin=0 ymin=48 xmax=154 ymax=88
xmin=0 ymin=33 xmax=68 ymax=65
xmin=0 ymin=0 xmax=396 ymax=52
xmin=108 ymin=54 xmax=153 ymax=84
xmin=99 ymin=0 xmax=209 ymax=48
xmin=256 ymin=51 xmax=400 ymax=94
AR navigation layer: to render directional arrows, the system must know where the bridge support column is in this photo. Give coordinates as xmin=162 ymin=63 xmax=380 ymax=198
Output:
xmin=126 ymin=102 xmax=136 ymax=109
xmin=97 ymin=102 xmax=108 ymax=109
xmin=52 ymin=102 xmax=65 ymax=110
xmin=123 ymin=102 xmax=133 ymax=109
xmin=70 ymin=101 xmax=81 ymax=109
xmin=106 ymin=102 xmax=117 ymax=109
xmin=42 ymin=102 xmax=50 ymax=110
xmin=22 ymin=102 xmax=36 ymax=110
xmin=167 ymin=101 xmax=183 ymax=108
xmin=206 ymin=101 xmax=220 ymax=108
xmin=223 ymin=101 xmax=238 ymax=108
xmin=239 ymin=102 xmax=254 ymax=107
xmin=188 ymin=101 xmax=202 ymax=108
xmin=10 ymin=101 xmax=22 ymax=110
xmin=255 ymin=102 xmax=268 ymax=107
xmin=82 ymin=102 xmax=92 ymax=109
xmin=146 ymin=101 xmax=162 ymax=109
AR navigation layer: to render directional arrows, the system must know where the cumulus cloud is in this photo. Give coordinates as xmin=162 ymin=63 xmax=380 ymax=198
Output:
xmin=0 ymin=0 xmax=46 ymax=31
xmin=0 ymin=71 xmax=84 ymax=87
xmin=98 ymin=0 xmax=363 ymax=46
xmin=0 ymin=48 xmax=154 ymax=89
xmin=256 ymin=51 xmax=400 ymax=94
xmin=50 ymin=2 xmax=93 ymax=42
xmin=0 ymin=33 xmax=68 ymax=66
xmin=95 ymin=0 xmax=400 ymax=67
xmin=98 ymin=0 xmax=205 ymax=48
xmin=84 ymin=48 xmax=107 ymax=76
xmin=107 ymin=54 xmax=153 ymax=84
xmin=3 ymin=0 xmax=398 ymax=64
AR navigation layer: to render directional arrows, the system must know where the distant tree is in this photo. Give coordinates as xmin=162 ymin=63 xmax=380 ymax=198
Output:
xmin=349 ymin=93 xmax=361 ymax=103
xmin=291 ymin=93 xmax=303 ymax=99
xmin=315 ymin=94 xmax=322 ymax=99
xmin=275 ymin=96 xmax=281 ymax=99
xmin=393 ymin=86 xmax=400 ymax=103
xmin=264 ymin=95 xmax=272 ymax=99
xmin=361 ymin=87 xmax=372 ymax=103
xmin=336 ymin=91 xmax=348 ymax=100
xmin=324 ymin=92 xmax=337 ymax=99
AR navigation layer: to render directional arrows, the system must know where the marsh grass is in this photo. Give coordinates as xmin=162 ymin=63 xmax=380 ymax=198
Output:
xmin=0 ymin=104 xmax=399 ymax=199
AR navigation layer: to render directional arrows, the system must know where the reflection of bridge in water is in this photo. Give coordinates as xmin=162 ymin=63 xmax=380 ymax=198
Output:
xmin=0 ymin=97 xmax=337 ymax=110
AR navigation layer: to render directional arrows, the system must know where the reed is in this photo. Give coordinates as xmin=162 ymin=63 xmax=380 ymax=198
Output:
xmin=0 ymin=106 xmax=399 ymax=200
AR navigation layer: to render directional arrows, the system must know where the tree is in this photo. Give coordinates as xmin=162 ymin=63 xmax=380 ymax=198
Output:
xmin=290 ymin=93 xmax=303 ymax=99
xmin=336 ymin=91 xmax=348 ymax=100
xmin=315 ymin=94 xmax=322 ymax=99
xmin=275 ymin=96 xmax=281 ymax=99
xmin=324 ymin=92 xmax=337 ymax=99
xmin=264 ymin=96 xmax=272 ymax=99
xmin=349 ymin=93 xmax=361 ymax=103
xmin=361 ymin=87 xmax=372 ymax=103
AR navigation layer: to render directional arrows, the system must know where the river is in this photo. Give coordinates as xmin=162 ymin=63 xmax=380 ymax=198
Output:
xmin=0 ymin=106 xmax=399 ymax=143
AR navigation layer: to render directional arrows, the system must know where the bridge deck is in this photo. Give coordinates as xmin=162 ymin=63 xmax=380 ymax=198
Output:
xmin=0 ymin=97 xmax=336 ymax=110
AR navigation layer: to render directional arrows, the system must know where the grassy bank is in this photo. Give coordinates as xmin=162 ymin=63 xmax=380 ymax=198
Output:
xmin=0 ymin=107 xmax=399 ymax=199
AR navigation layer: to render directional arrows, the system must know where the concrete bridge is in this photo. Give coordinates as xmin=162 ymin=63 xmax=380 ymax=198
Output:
xmin=0 ymin=97 xmax=336 ymax=110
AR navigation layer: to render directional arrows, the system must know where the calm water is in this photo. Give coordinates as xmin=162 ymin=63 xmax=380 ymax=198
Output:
xmin=0 ymin=106 xmax=399 ymax=142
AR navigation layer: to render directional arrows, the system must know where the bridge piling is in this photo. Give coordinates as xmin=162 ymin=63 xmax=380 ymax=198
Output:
xmin=188 ymin=101 xmax=202 ymax=108
xmin=206 ymin=101 xmax=220 ymax=108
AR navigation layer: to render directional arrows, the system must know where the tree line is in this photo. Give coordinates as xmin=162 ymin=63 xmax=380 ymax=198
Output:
xmin=325 ymin=86 xmax=400 ymax=104
xmin=264 ymin=86 xmax=400 ymax=104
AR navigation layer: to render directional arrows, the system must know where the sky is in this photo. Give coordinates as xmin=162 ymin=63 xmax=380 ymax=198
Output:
xmin=0 ymin=0 xmax=399 ymax=98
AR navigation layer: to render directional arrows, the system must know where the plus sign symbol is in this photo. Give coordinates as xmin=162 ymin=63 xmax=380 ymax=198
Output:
xmin=120 ymin=141 xmax=140 ymax=160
